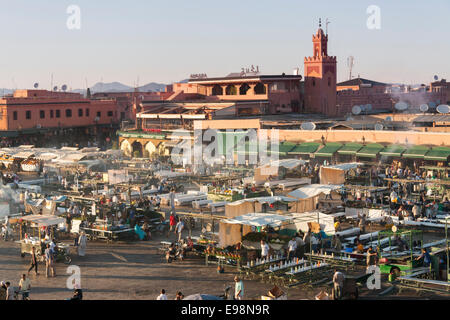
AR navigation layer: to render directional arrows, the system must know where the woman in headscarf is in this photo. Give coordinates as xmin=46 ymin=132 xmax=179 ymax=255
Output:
xmin=78 ymin=232 xmax=87 ymax=257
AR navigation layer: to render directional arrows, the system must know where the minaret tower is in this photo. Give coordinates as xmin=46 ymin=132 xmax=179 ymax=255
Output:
xmin=304 ymin=19 xmax=337 ymax=116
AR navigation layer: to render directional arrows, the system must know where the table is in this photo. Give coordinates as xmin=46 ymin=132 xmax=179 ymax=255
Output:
xmin=80 ymin=227 xmax=135 ymax=242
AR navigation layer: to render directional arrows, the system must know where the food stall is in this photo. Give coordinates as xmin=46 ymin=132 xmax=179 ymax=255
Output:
xmin=16 ymin=215 xmax=71 ymax=264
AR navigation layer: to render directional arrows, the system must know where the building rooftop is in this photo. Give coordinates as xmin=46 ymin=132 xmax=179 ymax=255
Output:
xmin=337 ymin=77 xmax=388 ymax=87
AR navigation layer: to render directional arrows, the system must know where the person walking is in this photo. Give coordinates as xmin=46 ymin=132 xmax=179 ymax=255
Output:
xmin=234 ymin=276 xmax=244 ymax=300
xmin=168 ymin=213 xmax=177 ymax=238
xmin=27 ymin=246 xmax=38 ymax=276
xmin=332 ymin=269 xmax=345 ymax=300
xmin=287 ymin=237 xmax=297 ymax=261
xmin=78 ymin=232 xmax=87 ymax=257
xmin=5 ymin=282 xmax=14 ymax=300
xmin=175 ymin=219 xmax=185 ymax=242
xmin=45 ymin=244 xmax=55 ymax=278
xmin=18 ymin=274 xmax=31 ymax=300
xmin=260 ymin=240 xmax=269 ymax=260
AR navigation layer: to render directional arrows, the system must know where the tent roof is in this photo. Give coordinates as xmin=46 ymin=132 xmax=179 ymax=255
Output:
xmin=287 ymin=184 xmax=341 ymax=199
xmin=228 ymin=196 xmax=298 ymax=207
xmin=424 ymin=147 xmax=450 ymax=161
xmin=314 ymin=143 xmax=342 ymax=157
xmin=223 ymin=213 xmax=293 ymax=227
xmin=356 ymin=143 xmax=384 ymax=158
xmin=322 ymin=162 xmax=363 ymax=171
xmin=402 ymin=145 xmax=430 ymax=159
xmin=380 ymin=145 xmax=407 ymax=157
xmin=337 ymin=143 xmax=363 ymax=155
xmin=20 ymin=215 xmax=65 ymax=227
xmin=288 ymin=142 xmax=321 ymax=155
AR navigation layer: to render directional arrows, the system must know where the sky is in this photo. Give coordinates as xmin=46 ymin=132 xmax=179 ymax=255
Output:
xmin=0 ymin=0 xmax=448 ymax=90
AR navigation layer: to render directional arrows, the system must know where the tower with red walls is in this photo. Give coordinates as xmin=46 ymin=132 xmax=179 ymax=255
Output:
xmin=304 ymin=20 xmax=337 ymax=116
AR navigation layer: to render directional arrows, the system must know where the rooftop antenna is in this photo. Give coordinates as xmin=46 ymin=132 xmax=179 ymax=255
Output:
xmin=33 ymin=82 xmax=39 ymax=89
xmin=319 ymin=18 xmax=322 ymax=28
xmin=50 ymin=73 xmax=53 ymax=91
xmin=325 ymin=18 xmax=330 ymax=35
xmin=347 ymin=56 xmax=355 ymax=80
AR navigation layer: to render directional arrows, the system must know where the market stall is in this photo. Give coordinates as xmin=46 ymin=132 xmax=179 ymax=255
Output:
xmin=319 ymin=163 xmax=363 ymax=185
xmin=287 ymin=184 xmax=342 ymax=213
xmin=16 ymin=215 xmax=71 ymax=264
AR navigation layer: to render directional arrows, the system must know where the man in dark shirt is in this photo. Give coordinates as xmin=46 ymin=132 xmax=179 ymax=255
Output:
xmin=27 ymin=246 xmax=38 ymax=275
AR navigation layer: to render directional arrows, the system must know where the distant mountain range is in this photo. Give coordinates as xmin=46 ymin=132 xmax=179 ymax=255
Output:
xmin=72 ymin=81 xmax=168 ymax=95
xmin=0 ymin=81 xmax=169 ymax=96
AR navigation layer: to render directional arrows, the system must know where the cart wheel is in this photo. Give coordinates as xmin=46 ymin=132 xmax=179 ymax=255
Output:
xmin=64 ymin=256 xmax=72 ymax=265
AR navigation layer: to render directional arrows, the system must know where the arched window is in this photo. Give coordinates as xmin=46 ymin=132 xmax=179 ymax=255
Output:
xmin=254 ymin=83 xmax=266 ymax=95
xmin=225 ymin=85 xmax=237 ymax=95
xmin=212 ymin=85 xmax=223 ymax=96
xmin=239 ymin=83 xmax=250 ymax=95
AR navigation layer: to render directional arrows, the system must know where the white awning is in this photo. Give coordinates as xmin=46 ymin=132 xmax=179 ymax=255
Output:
xmin=322 ymin=162 xmax=363 ymax=171
xmin=287 ymin=184 xmax=342 ymax=199
xmin=181 ymin=114 xmax=206 ymax=119
xmin=13 ymin=152 xmax=35 ymax=159
xmin=223 ymin=213 xmax=292 ymax=227
xmin=20 ymin=215 xmax=65 ymax=227
xmin=158 ymin=114 xmax=181 ymax=119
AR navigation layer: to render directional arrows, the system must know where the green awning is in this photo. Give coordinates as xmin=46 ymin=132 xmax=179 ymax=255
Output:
xmin=380 ymin=145 xmax=407 ymax=157
xmin=0 ymin=131 xmax=19 ymax=138
xmin=278 ymin=142 xmax=296 ymax=154
xmin=424 ymin=147 xmax=450 ymax=161
xmin=403 ymin=146 xmax=430 ymax=159
xmin=218 ymin=131 xmax=250 ymax=155
xmin=356 ymin=143 xmax=384 ymax=158
xmin=314 ymin=143 xmax=342 ymax=157
xmin=337 ymin=143 xmax=363 ymax=155
xmin=289 ymin=142 xmax=321 ymax=155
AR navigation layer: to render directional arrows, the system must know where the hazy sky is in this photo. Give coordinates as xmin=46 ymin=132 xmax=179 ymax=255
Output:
xmin=0 ymin=0 xmax=448 ymax=89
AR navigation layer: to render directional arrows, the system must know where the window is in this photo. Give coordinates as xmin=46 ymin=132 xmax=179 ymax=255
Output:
xmin=225 ymin=85 xmax=237 ymax=95
xmin=97 ymin=111 xmax=101 ymax=118
xmin=86 ymin=108 xmax=90 ymax=117
xmin=56 ymin=110 xmax=60 ymax=118
xmin=26 ymin=110 xmax=31 ymax=119
xmin=66 ymin=109 xmax=72 ymax=117
xmin=13 ymin=111 xmax=17 ymax=120
xmin=40 ymin=110 xmax=45 ymax=119
xmin=211 ymin=85 xmax=223 ymax=96
xmin=107 ymin=111 xmax=113 ymax=117
xmin=120 ymin=112 xmax=125 ymax=120
xmin=239 ymin=84 xmax=250 ymax=95
xmin=78 ymin=108 xmax=83 ymax=117
xmin=50 ymin=110 xmax=54 ymax=118
xmin=254 ymin=83 xmax=266 ymax=95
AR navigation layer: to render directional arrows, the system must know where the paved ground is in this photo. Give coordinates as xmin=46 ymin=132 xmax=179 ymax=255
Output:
xmin=1 ymin=231 xmax=449 ymax=300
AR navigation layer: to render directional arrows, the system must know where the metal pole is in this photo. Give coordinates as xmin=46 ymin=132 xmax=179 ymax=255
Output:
xmin=446 ymin=217 xmax=449 ymax=283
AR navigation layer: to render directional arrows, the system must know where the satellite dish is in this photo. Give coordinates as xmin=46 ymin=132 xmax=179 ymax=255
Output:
xmin=429 ymin=102 xmax=437 ymax=108
xmin=352 ymin=105 xmax=361 ymax=115
xmin=385 ymin=116 xmax=393 ymax=122
xmin=395 ymin=102 xmax=408 ymax=111
xmin=301 ymin=122 xmax=316 ymax=130
xmin=436 ymin=104 xmax=450 ymax=114
xmin=375 ymin=123 xmax=384 ymax=131
xmin=33 ymin=83 xmax=39 ymax=89
xmin=365 ymin=104 xmax=372 ymax=110
xmin=62 ymin=84 xmax=67 ymax=92
xmin=36 ymin=124 xmax=41 ymax=129
xmin=53 ymin=86 xmax=58 ymax=91
xmin=346 ymin=116 xmax=354 ymax=121
xmin=419 ymin=104 xmax=429 ymax=113
xmin=434 ymin=75 xmax=439 ymax=81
